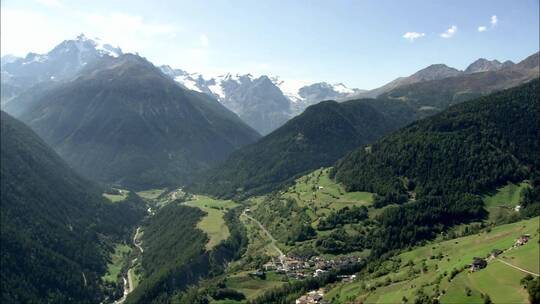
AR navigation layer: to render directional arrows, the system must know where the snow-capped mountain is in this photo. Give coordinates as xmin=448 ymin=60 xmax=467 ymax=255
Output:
xmin=1 ymin=34 xmax=122 ymax=104
xmin=0 ymin=55 xmax=21 ymax=67
xmin=292 ymin=82 xmax=364 ymax=113
xmin=159 ymin=65 xmax=362 ymax=134
xmin=2 ymin=33 xmax=361 ymax=134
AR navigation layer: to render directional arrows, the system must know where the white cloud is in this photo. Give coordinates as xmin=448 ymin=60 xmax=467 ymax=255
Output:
xmin=477 ymin=15 xmax=497 ymax=33
xmin=81 ymin=12 xmax=179 ymax=53
xmin=440 ymin=25 xmax=457 ymax=38
xmin=1 ymin=9 xmax=72 ymax=55
xmin=402 ymin=32 xmax=425 ymax=42
xmin=491 ymin=15 xmax=498 ymax=26
xmin=85 ymin=13 xmax=176 ymax=37
xmin=200 ymin=34 xmax=209 ymax=47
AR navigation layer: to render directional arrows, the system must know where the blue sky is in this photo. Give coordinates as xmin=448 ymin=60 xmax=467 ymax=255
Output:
xmin=1 ymin=0 xmax=538 ymax=89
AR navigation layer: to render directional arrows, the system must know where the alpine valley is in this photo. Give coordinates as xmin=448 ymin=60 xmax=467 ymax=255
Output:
xmin=1 ymin=15 xmax=539 ymax=304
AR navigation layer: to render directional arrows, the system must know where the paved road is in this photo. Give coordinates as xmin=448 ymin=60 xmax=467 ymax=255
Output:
xmin=115 ymin=228 xmax=143 ymax=304
xmin=242 ymin=210 xmax=287 ymax=270
xmin=496 ymin=257 xmax=540 ymax=277
xmin=133 ymin=227 xmax=144 ymax=253
xmin=115 ymin=277 xmax=129 ymax=304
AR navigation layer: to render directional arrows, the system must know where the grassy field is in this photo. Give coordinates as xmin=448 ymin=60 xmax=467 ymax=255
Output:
xmin=103 ymin=188 xmax=130 ymax=203
xmin=499 ymin=240 xmax=539 ymax=271
xmin=483 ymin=181 xmax=529 ymax=208
xmin=130 ymin=264 xmax=143 ymax=290
xmin=444 ymin=260 xmax=530 ymax=304
xmin=325 ymin=217 xmax=539 ymax=303
xmin=222 ymin=271 xmax=288 ymax=300
xmin=239 ymin=212 xmax=280 ymax=259
xmin=102 ymin=243 xmax=131 ymax=283
xmin=282 ymin=168 xmax=373 ymax=218
xmin=136 ymin=188 xmax=167 ymax=200
xmin=244 ymin=168 xmax=376 ymax=256
xmin=483 ymin=181 xmax=530 ymax=223
xmin=184 ymin=195 xmax=239 ymax=250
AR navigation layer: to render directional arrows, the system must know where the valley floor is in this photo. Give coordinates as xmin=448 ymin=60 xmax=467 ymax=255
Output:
xmin=102 ymin=175 xmax=539 ymax=304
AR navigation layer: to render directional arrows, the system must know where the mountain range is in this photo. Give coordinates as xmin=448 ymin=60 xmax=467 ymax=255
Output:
xmin=1 ymin=31 xmax=539 ymax=304
xmin=376 ymin=52 xmax=539 ymax=116
xmin=1 ymin=34 xmax=121 ymax=105
xmin=9 ymin=54 xmax=260 ymax=189
xmin=1 ymin=34 xmax=538 ymax=191
xmin=159 ymin=66 xmax=363 ymax=134
xmin=2 ymin=34 xmax=537 ymax=136
xmin=192 ymin=52 xmax=538 ymax=198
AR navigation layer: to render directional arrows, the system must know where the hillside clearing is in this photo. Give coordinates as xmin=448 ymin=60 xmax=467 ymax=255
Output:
xmin=103 ymin=189 xmax=130 ymax=203
xmin=102 ymin=243 xmax=131 ymax=283
xmin=184 ymin=195 xmax=239 ymax=250
xmin=136 ymin=188 xmax=166 ymax=200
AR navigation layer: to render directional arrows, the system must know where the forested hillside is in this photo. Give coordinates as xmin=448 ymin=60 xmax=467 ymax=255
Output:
xmin=13 ymin=54 xmax=259 ymax=189
xmin=126 ymin=202 xmax=247 ymax=303
xmin=193 ymin=99 xmax=417 ymax=198
xmin=334 ymin=79 xmax=540 ymax=198
xmin=331 ymin=79 xmax=540 ymax=253
xmin=0 ymin=111 xmax=146 ymax=303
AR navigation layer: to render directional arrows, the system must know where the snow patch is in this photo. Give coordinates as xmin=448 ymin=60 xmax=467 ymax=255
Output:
xmin=208 ymin=82 xmax=225 ymax=99
xmin=270 ymin=76 xmax=307 ymax=102
xmin=174 ymin=75 xmax=202 ymax=92
xmin=332 ymin=83 xmax=354 ymax=94
xmin=22 ymin=54 xmax=48 ymax=65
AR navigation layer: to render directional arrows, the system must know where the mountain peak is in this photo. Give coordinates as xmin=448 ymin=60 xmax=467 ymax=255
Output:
xmin=410 ymin=64 xmax=462 ymax=81
xmin=76 ymin=33 xmax=88 ymax=41
xmin=464 ymin=58 xmax=508 ymax=74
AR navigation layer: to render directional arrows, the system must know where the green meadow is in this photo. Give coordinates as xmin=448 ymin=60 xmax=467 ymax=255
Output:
xmin=282 ymin=168 xmax=373 ymax=218
xmin=325 ymin=217 xmax=539 ymax=303
xmin=103 ymin=188 xmax=130 ymax=203
xmin=184 ymin=195 xmax=239 ymax=250
xmin=136 ymin=188 xmax=167 ymax=200
xmin=102 ymin=243 xmax=131 ymax=283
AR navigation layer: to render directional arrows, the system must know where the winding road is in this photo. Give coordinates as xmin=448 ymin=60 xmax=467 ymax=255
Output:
xmin=115 ymin=228 xmax=143 ymax=304
xmin=133 ymin=227 xmax=144 ymax=253
xmin=242 ymin=210 xmax=288 ymax=270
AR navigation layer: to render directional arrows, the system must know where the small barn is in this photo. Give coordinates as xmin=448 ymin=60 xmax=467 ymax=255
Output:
xmin=470 ymin=257 xmax=487 ymax=271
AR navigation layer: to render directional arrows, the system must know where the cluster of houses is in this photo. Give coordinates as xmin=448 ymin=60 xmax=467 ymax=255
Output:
xmin=262 ymin=255 xmax=361 ymax=279
xmin=469 ymin=234 xmax=531 ymax=272
xmin=295 ymin=289 xmax=327 ymax=304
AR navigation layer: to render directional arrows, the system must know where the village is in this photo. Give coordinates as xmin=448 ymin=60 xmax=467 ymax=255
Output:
xmin=246 ymin=255 xmax=359 ymax=304
xmin=259 ymin=255 xmax=360 ymax=280
xmin=291 ymin=233 xmax=534 ymax=304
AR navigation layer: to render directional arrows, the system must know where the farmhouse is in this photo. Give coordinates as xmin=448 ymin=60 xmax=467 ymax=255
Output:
xmin=515 ymin=234 xmax=530 ymax=246
xmin=470 ymin=257 xmax=487 ymax=272
xmin=338 ymin=274 xmax=357 ymax=282
xmin=295 ymin=289 xmax=325 ymax=304
xmin=313 ymin=269 xmax=328 ymax=277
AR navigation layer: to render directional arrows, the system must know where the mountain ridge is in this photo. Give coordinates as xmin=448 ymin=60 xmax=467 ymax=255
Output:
xmin=12 ymin=54 xmax=260 ymax=189
xmin=1 ymin=111 xmax=145 ymax=303
xmin=191 ymin=97 xmax=417 ymax=198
